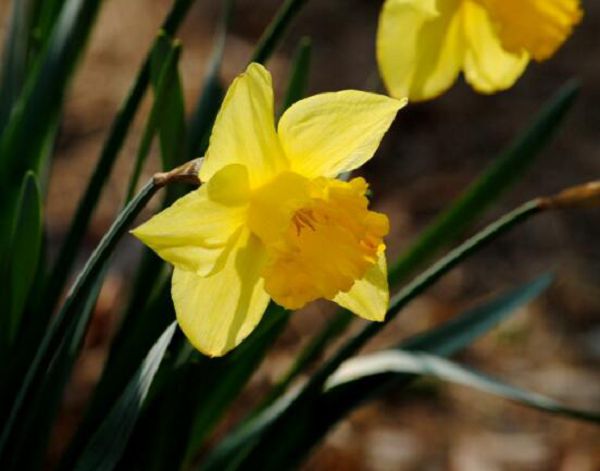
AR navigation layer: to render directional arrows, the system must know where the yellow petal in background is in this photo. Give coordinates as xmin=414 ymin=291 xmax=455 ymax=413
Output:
xmin=278 ymin=90 xmax=404 ymax=179
xmin=172 ymin=229 xmax=271 ymax=357
xmin=479 ymin=0 xmax=582 ymax=61
xmin=131 ymin=165 xmax=248 ymax=276
xmin=377 ymin=0 xmax=464 ymax=101
xmin=199 ymin=63 xmax=287 ymax=187
xmin=333 ymin=250 xmax=389 ymax=322
xmin=461 ymin=0 xmax=528 ymax=94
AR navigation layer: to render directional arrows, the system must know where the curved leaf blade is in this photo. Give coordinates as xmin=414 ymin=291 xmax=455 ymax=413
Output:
xmin=73 ymin=323 xmax=176 ymax=471
xmin=327 ymin=351 xmax=600 ymax=423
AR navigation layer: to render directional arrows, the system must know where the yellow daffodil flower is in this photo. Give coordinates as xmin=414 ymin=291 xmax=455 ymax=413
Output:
xmin=132 ymin=63 xmax=405 ymax=356
xmin=377 ymin=0 xmax=583 ymax=101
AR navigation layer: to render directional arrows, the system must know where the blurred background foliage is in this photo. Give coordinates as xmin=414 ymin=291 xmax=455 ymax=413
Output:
xmin=0 ymin=0 xmax=598 ymax=470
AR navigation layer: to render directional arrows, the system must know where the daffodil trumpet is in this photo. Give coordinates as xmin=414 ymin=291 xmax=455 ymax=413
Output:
xmin=132 ymin=63 xmax=405 ymax=356
xmin=377 ymin=0 xmax=583 ymax=101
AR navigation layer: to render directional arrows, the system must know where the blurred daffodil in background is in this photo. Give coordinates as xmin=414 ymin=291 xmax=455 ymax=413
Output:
xmin=377 ymin=0 xmax=583 ymax=101
xmin=133 ymin=63 xmax=404 ymax=356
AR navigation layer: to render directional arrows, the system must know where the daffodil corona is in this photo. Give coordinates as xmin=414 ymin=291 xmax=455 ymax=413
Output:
xmin=377 ymin=0 xmax=582 ymax=101
xmin=132 ymin=63 xmax=404 ymax=356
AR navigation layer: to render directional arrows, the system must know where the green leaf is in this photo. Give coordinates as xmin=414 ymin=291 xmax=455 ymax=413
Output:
xmin=43 ymin=0 xmax=196 ymax=319
xmin=2 ymin=275 xmax=104 ymax=470
xmin=125 ymin=39 xmax=182 ymax=202
xmin=199 ymin=276 xmax=553 ymax=470
xmin=0 ymin=172 xmax=43 ymax=353
xmin=150 ymin=34 xmax=187 ymax=170
xmin=185 ymin=0 xmax=234 ymax=158
xmin=279 ymin=37 xmax=311 ymax=114
xmin=0 ymin=180 xmax=160 ymax=462
xmin=251 ymin=0 xmax=309 ymax=64
xmin=182 ymin=306 xmax=290 ymax=464
xmin=116 ymin=305 xmax=290 ymax=471
xmin=0 ymin=0 xmax=36 ymax=132
xmin=265 ymin=81 xmax=580 ymax=404
xmin=73 ymin=323 xmax=176 ymax=471
xmin=326 ymin=350 xmax=600 ymax=424
xmin=388 ymin=80 xmax=580 ymax=285
xmin=58 ymin=268 xmax=174 ymax=471
xmin=0 ymin=0 xmax=103 ymax=249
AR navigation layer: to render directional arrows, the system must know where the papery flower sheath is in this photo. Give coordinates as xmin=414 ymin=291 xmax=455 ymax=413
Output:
xmin=132 ymin=63 xmax=405 ymax=356
xmin=377 ymin=0 xmax=583 ymax=101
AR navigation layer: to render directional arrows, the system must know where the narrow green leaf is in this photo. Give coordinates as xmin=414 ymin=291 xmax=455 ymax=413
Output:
xmin=388 ymin=80 xmax=580 ymax=285
xmin=279 ymin=36 xmax=311 ymax=114
xmin=0 ymin=0 xmax=102 ymax=245
xmin=0 ymin=180 xmax=160 ymax=461
xmin=125 ymin=41 xmax=182 ymax=202
xmin=326 ymin=350 xmax=600 ymax=423
xmin=3 ymin=275 xmax=104 ymax=470
xmin=115 ymin=305 xmax=289 ymax=471
xmin=399 ymin=274 xmax=554 ymax=355
xmin=73 ymin=323 xmax=176 ymax=471
xmin=199 ymin=276 xmax=553 ymax=470
xmin=43 ymin=0 xmax=196 ymax=319
xmin=0 ymin=0 xmax=36 ymax=131
xmin=58 ymin=267 xmax=174 ymax=471
xmin=29 ymin=0 xmax=69 ymax=58
xmin=265 ymin=81 xmax=580 ymax=404
xmin=150 ymin=34 xmax=187 ymax=170
xmin=1 ymin=172 xmax=43 ymax=351
xmin=182 ymin=306 xmax=290 ymax=464
xmin=250 ymin=0 xmax=309 ymax=64
xmin=185 ymin=0 xmax=234 ymax=157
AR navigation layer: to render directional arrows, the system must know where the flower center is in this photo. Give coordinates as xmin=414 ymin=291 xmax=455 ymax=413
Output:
xmin=248 ymin=172 xmax=389 ymax=310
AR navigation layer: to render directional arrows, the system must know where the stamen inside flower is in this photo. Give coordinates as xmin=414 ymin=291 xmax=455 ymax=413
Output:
xmin=248 ymin=173 xmax=389 ymax=310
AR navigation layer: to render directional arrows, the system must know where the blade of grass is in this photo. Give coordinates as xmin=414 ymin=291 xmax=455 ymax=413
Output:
xmin=278 ymin=36 xmax=311 ymax=114
xmin=250 ymin=0 xmax=309 ymax=64
xmin=150 ymin=35 xmax=187 ymax=170
xmin=326 ymin=350 xmax=600 ymax=423
xmin=73 ymin=323 xmax=177 ymax=471
xmin=3 ymin=274 xmax=104 ymax=470
xmin=0 ymin=172 xmax=42 ymax=359
xmin=0 ymin=0 xmax=35 ymax=131
xmin=125 ymin=40 xmax=182 ymax=202
xmin=261 ymin=80 xmax=580 ymax=407
xmin=0 ymin=179 xmax=160 ymax=460
xmin=117 ymin=305 xmax=290 ymax=471
xmin=389 ymin=80 xmax=579 ymax=285
xmin=0 ymin=0 xmax=102 ymax=242
xmin=185 ymin=0 xmax=234 ymax=157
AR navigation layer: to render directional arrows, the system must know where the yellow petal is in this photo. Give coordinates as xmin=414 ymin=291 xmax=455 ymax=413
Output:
xmin=478 ymin=0 xmax=582 ymax=61
xmin=333 ymin=250 xmax=389 ymax=322
xmin=461 ymin=1 xmax=529 ymax=94
xmin=131 ymin=164 xmax=249 ymax=276
xmin=172 ymin=229 xmax=270 ymax=357
xmin=199 ymin=63 xmax=287 ymax=187
xmin=277 ymin=90 xmax=404 ymax=179
xmin=376 ymin=0 xmax=465 ymax=101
